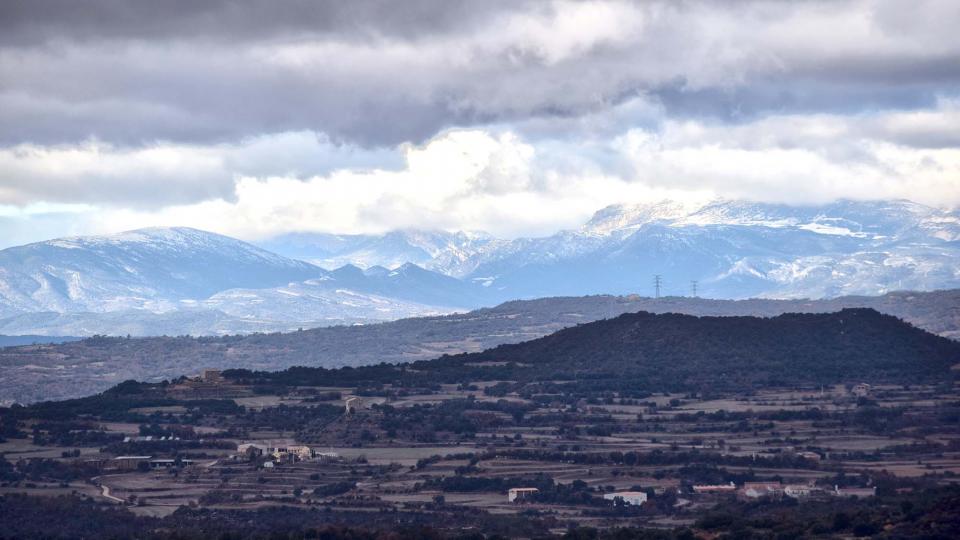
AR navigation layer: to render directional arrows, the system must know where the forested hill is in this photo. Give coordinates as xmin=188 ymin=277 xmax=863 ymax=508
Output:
xmin=235 ymin=309 xmax=960 ymax=393
xmin=443 ymin=308 xmax=960 ymax=387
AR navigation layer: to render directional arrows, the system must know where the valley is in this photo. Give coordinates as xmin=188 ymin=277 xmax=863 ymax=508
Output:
xmin=0 ymin=310 xmax=958 ymax=538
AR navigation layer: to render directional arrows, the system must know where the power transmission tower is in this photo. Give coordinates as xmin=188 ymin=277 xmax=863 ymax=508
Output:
xmin=654 ymin=275 xmax=662 ymax=299
xmin=691 ymin=280 xmax=698 ymax=298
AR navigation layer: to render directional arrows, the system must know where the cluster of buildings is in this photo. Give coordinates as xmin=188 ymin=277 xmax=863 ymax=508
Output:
xmin=108 ymin=456 xmax=194 ymax=471
xmin=122 ymin=435 xmax=181 ymax=443
xmin=508 ymin=487 xmax=649 ymax=506
xmin=739 ymin=482 xmax=877 ymax=499
xmin=506 ymin=479 xmax=874 ymax=505
xmin=235 ymin=442 xmax=341 ymax=465
xmin=692 ymin=481 xmax=737 ymax=494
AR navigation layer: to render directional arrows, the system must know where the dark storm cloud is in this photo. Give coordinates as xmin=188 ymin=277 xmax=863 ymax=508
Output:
xmin=0 ymin=0 xmax=521 ymax=45
xmin=651 ymin=78 xmax=947 ymax=125
xmin=0 ymin=0 xmax=957 ymax=149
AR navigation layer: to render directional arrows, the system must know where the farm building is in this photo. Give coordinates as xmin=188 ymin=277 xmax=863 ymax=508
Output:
xmin=784 ymin=484 xmax=820 ymax=498
xmin=237 ymin=443 xmax=267 ymax=456
xmin=833 ymin=486 xmax=876 ymax=498
xmin=286 ymin=445 xmax=313 ymax=460
xmin=508 ymin=487 xmax=539 ymax=502
xmin=693 ymin=482 xmax=736 ymax=494
xmin=313 ymin=451 xmax=341 ymax=462
xmin=149 ymin=458 xmax=193 ymax=469
xmin=741 ymin=482 xmax=783 ymax=499
xmin=113 ymin=456 xmax=152 ymax=470
xmin=344 ymin=396 xmax=364 ymax=413
xmin=603 ymin=491 xmax=647 ymax=505
xmin=797 ymin=451 xmax=822 ymax=461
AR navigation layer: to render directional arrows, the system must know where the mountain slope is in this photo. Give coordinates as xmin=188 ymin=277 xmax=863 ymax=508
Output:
xmin=0 ymin=228 xmax=481 ymax=334
xmin=236 ymin=308 xmax=960 ymax=394
xmin=433 ymin=309 xmax=960 ymax=390
xmin=259 ymin=230 xmax=503 ymax=275
xmin=0 ymin=227 xmax=321 ymax=315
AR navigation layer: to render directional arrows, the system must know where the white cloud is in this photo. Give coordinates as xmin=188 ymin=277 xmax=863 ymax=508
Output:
xmin=0 ymin=132 xmax=399 ymax=207
xmin=0 ymin=68 xmax=957 ymax=248
xmin=11 ymin=104 xmax=939 ymax=245
xmin=615 ymin=110 xmax=960 ymax=206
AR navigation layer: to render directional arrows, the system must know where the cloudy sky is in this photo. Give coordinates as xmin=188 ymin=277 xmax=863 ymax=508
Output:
xmin=0 ymin=0 xmax=958 ymax=247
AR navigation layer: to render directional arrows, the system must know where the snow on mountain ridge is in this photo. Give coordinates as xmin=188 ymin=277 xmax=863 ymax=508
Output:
xmin=1 ymin=199 xmax=957 ymax=336
xmin=259 ymin=229 xmax=508 ymax=277
xmin=0 ymin=227 xmax=322 ymax=315
xmin=44 ymin=226 xmax=307 ymax=268
xmin=582 ymin=198 xmax=960 ymax=241
xmin=454 ymin=199 xmax=960 ymax=301
xmin=0 ymin=227 xmax=474 ymax=334
xmin=581 ymin=199 xmax=705 ymax=235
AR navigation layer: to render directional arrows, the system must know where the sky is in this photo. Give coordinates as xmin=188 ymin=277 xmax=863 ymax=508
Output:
xmin=0 ymin=0 xmax=958 ymax=248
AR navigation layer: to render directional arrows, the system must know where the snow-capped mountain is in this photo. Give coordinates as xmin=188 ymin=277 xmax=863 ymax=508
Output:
xmin=462 ymin=199 xmax=960 ymax=299
xmin=259 ymin=230 xmax=506 ymax=277
xmin=0 ymin=227 xmax=479 ymax=335
xmin=0 ymin=227 xmax=321 ymax=315
xmin=0 ymin=199 xmax=957 ymax=336
xmin=200 ymin=279 xmax=459 ymax=324
xmin=263 ymin=199 xmax=960 ymax=301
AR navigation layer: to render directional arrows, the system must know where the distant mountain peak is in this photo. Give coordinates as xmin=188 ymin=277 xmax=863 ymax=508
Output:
xmin=0 ymin=227 xmax=322 ymax=316
xmin=581 ymin=199 xmax=704 ymax=235
xmin=43 ymin=226 xmax=283 ymax=258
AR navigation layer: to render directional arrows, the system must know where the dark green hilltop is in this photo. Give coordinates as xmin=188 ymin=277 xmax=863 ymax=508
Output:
xmin=224 ymin=308 xmax=959 ymax=394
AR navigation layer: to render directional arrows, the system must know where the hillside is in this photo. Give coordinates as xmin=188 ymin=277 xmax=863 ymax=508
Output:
xmin=0 ymin=227 xmax=320 ymax=315
xmin=432 ymin=309 xmax=960 ymax=391
xmin=231 ymin=308 xmax=960 ymax=394
xmin=1 ymin=289 xmax=957 ymax=404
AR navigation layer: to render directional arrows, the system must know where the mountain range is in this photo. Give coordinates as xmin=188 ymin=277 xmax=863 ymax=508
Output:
xmin=0 ymin=198 xmax=957 ymax=336
xmin=0 ymin=228 xmax=482 ymax=335
xmin=263 ymin=198 xmax=960 ymax=300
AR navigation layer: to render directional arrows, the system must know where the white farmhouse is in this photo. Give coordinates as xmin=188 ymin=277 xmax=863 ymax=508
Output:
xmin=603 ymin=491 xmax=648 ymax=505
xmin=507 ymin=487 xmax=539 ymax=502
xmin=344 ymin=396 xmax=363 ymax=413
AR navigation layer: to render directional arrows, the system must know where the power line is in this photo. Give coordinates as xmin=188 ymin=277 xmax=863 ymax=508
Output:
xmin=691 ymin=280 xmax=698 ymax=298
xmin=654 ymin=275 xmax=662 ymax=299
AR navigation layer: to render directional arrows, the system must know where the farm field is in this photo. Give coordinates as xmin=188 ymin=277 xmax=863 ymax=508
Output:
xmin=3 ymin=373 xmax=958 ymax=535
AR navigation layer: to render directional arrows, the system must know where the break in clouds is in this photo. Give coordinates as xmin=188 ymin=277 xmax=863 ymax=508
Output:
xmin=0 ymin=0 xmax=958 ymax=245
